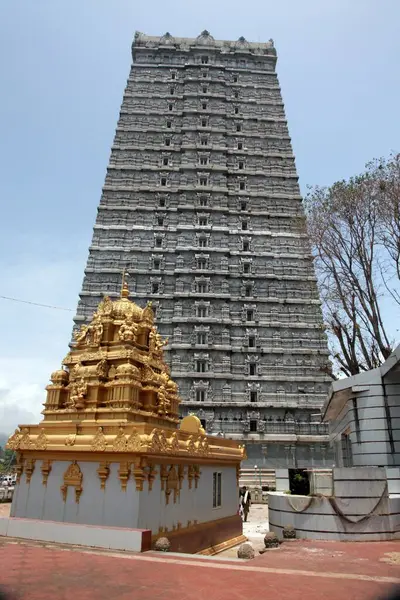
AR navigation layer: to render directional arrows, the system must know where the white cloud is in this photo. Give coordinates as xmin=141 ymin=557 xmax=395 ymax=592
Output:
xmin=0 ymin=357 xmax=54 ymax=434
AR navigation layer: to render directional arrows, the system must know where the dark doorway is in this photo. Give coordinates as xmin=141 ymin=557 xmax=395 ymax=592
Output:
xmin=289 ymin=469 xmax=310 ymax=496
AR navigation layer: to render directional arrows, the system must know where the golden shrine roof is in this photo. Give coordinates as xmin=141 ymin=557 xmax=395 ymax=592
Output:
xmin=6 ymin=280 xmax=246 ymax=466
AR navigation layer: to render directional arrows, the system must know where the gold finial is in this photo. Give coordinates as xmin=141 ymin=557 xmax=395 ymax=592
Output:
xmin=121 ymin=268 xmax=130 ymax=298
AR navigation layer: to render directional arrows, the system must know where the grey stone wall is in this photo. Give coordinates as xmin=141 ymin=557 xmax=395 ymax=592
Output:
xmin=73 ymin=31 xmax=332 ymax=463
xmin=328 ymin=367 xmax=400 ymax=468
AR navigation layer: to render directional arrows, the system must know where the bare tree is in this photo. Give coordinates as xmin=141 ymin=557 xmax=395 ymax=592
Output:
xmin=365 ymin=153 xmax=400 ymax=304
xmin=305 ymin=175 xmax=393 ymax=378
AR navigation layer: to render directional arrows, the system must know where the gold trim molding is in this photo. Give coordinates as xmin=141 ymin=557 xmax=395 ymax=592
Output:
xmin=61 ymin=461 xmax=83 ymax=503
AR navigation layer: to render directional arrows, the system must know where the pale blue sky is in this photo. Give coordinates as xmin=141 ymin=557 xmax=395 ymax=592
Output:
xmin=0 ymin=0 xmax=399 ymax=432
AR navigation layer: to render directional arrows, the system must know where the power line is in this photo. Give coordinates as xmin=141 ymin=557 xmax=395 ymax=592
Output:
xmin=0 ymin=295 xmax=74 ymax=312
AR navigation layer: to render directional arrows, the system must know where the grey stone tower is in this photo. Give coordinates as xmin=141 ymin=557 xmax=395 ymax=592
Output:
xmin=74 ymin=31 xmax=333 ymax=468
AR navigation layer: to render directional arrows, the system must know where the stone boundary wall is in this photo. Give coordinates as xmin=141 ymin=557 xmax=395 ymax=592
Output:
xmin=268 ymin=467 xmax=400 ymax=541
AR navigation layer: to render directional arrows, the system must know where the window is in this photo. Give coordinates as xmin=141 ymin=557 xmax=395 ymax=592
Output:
xmin=241 ymin=201 xmax=247 ymax=211
xmin=212 ymin=472 xmax=222 ymax=508
xmin=203 ymin=86 xmax=208 ymax=94
xmin=202 ymin=102 xmax=207 ymax=110
xmin=196 ymin=360 xmax=206 ymax=373
xmin=161 ymin=177 xmax=167 ymax=187
xmin=237 ymin=142 xmax=243 ymax=150
xmin=248 ymin=335 xmax=255 ymax=348
xmin=234 ymin=92 xmax=239 ymax=99
xmin=157 ymin=216 xmax=164 ymax=226
xmin=202 ymin=72 xmax=207 ymax=78
xmin=201 ymin=55 xmax=209 ymax=64
xmin=196 ymin=389 xmax=206 ymax=402
xmin=247 ymin=309 xmax=254 ymax=321
xmin=155 ymin=237 xmax=162 ymax=248
xmin=236 ymin=124 xmax=242 ymax=132
xmin=200 ymin=418 xmax=207 ymax=429
xmin=234 ymin=107 xmax=239 ymax=114
xmin=197 ymin=257 xmax=207 ymax=270
xmin=200 ymin=176 xmax=208 ymax=186
xmin=168 ymin=103 xmax=173 ymax=111
xmin=197 ymin=305 xmax=208 ymax=318
xmin=152 ymin=282 xmax=159 ymax=294
xmin=239 ymin=161 xmax=244 ymax=170
xmin=250 ymin=391 xmax=258 ymax=402
xmin=171 ymin=72 xmax=176 ymax=80
xmin=243 ymin=240 xmax=249 ymax=251
xmin=249 ymin=364 xmax=256 ymax=377
xmin=201 ymin=137 xmax=208 ymax=146
xmin=200 ymin=196 xmax=208 ymax=206
xmin=197 ymin=332 xmax=207 ymax=344
xmin=167 ymin=120 xmax=172 ymax=128
xmin=159 ymin=197 xmax=166 ymax=207
xmin=165 ymin=138 xmax=171 ymax=146
xmin=243 ymin=263 xmax=250 ymax=274
xmin=163 ymin=157 xmax=169 ymax=166
xmin=233 ymin=75 xmax=238 ymax=83
xmin=153 ymin=259 xmax=160 ymax=270
xmin=245 ymin=285 xmax=252 ymax=297
xmin=201 ymin=119 xmax=207 ymax=127
xmin=199 ymin=216 xmax=208 ymax=226
xmin=197 ymin=281 xmax=207 ymax=293
xmin=200 ymin=156 xmax=208 ymax=166
xmin=250 ymin=420 xmax=257 ymax=432
xmin=241 ymin=221 xmax=247 ymax=230
xmin=199 ymin=237 xmax=207 ymax=247
xmin=170 ymin=87 xmax=175 ymax=95
xmin=240 ymin=181 xmax=246 ymax=191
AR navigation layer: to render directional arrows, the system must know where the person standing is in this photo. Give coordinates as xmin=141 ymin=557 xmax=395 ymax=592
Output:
xmin=240 ymin=486 xmax=251 ymax=522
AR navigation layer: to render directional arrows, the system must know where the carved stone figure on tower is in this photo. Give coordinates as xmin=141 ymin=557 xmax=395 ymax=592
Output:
xmin=68 ymin=378 xmax=87 ymax=409
xmin=149 ymin=326 xmax=168 ymax=355
xmin=118 ymin=315 xmax=138 ymax=342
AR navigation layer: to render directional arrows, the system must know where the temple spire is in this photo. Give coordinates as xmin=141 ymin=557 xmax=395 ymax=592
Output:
xmin=120 ymin=268 xmax=130 ymax=297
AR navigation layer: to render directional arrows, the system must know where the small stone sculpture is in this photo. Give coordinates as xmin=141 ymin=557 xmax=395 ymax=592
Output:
xmin=283 ymin=524 xmax=296 ymax=539
xmin=237 ymin=542 xmax=255 ymax=559
xmin=154 ymin=537 xmax=171 ymax=552
xmin=264 ymin=532 xmax=279 ymax=548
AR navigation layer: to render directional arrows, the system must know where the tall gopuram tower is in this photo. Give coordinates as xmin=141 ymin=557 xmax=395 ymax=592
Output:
xmin=74 ymin=31 xmax=333 ymax=468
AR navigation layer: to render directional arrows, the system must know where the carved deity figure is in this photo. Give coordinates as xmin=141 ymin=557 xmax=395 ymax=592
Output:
xmin=97 ymin=296 xmax=113 ymax=317
xmin=149 ymin=326 xmax=168 ymax=354
xmin=91 ymin=316 xmax=104 ymax=346
xmin=157 ymin=384 xmax=170 ymax=416
xmin=74 ymin=324 xmax=89 ymax=345
xmin=68 ymin=378 xmax=87 ymax=409
xmin=74 ymin=315 xmax=103 ymax=347
xmin=96 ymin=359 xmax=108 ymax=379
xmin=118 ymin=316 xmax=137 ymax=342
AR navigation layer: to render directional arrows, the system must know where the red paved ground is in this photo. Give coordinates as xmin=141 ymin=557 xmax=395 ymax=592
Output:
xmin=0 ymin=538 xmax=399 ymax=600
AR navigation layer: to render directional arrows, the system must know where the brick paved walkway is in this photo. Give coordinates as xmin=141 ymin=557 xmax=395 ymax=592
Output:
xmin=0 ymin=537 xmax=399 ymax=600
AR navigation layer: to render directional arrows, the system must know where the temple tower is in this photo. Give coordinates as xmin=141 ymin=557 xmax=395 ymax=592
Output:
xmin=74 ymin=31 xmax=333 ymax=467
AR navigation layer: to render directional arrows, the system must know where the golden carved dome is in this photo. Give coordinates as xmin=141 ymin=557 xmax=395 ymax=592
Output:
xmin=111 ymin=282 xmax=143 ymax=322
xmin=50 ymin=369 xmax=69 ymax=385
xmin=166 ymin=379 xmax=178 ymax=393
xmin=116 ymin=362 xmax=141 ymax=378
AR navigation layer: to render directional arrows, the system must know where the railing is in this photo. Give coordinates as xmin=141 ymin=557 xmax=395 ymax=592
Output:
xmin=213 ymin=420 xmax=329 ymax=436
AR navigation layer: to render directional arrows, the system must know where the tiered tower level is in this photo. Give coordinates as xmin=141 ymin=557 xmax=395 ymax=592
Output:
xmin=74 ymin=31 xmax=333 ymax=468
